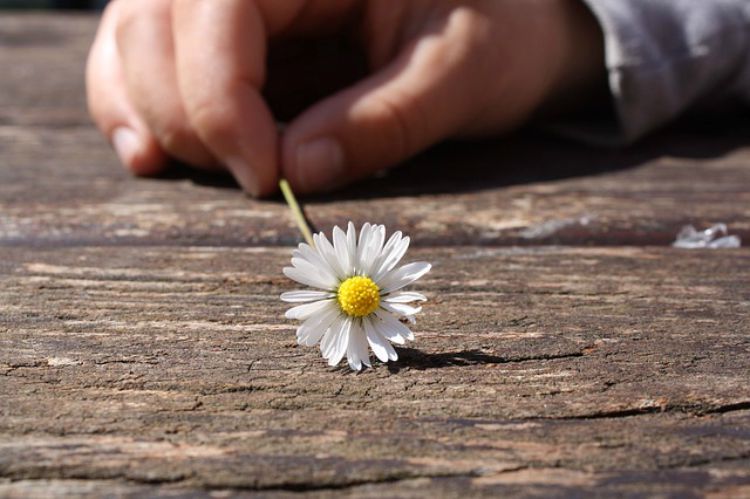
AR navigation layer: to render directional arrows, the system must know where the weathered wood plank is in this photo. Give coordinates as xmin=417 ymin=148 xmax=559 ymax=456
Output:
xmin=2 ymin=125 xmax=749 ymax=248
xmin=2 ymin=12 xmax=750 ymax=499
xmin=1 ymin=246 xmax=749 ymax=496
xmin=0 ymin=14 xmax=93 ymax=128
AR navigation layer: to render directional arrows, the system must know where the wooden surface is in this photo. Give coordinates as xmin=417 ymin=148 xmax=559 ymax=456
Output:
xmin=1 ymin=13 xmax=750 ymax=499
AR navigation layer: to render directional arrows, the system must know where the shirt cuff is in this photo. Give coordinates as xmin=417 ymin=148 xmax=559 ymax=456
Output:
xmin=560 ymin=0 xmax=750 ymax=145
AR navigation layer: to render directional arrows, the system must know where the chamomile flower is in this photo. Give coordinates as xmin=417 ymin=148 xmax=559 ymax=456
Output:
xmin=281 ymin=222 xmax=431 ymax=371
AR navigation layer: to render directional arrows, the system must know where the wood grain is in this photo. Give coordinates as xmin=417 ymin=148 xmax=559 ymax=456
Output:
xmin=2 ymin=246 xmax=750 ymax=497
xmin=1 ymin=13 xmax=749 ymax=498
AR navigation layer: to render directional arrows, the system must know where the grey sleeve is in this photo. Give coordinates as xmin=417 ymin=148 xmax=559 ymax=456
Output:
xmin=571 ymin=0 xmax=750 ymax=144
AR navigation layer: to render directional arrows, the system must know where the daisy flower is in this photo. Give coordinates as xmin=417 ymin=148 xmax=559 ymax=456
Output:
xmin=281 ymin=222 xmax=431 ymax=371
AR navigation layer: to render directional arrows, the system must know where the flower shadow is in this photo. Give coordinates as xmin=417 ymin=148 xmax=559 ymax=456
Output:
xmin=385 ymin=347 xmax=508 ymax=374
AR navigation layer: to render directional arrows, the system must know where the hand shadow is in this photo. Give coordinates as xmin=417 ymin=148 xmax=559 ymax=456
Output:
xmin=160 ymin=111 xmax=750 ymax=201
xmin=316 ymin=111 xmax=750 ymax=202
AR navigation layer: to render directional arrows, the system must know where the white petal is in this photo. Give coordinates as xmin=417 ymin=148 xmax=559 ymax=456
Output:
xmin=375 ymin=309 xmax=415 ymax=342
xmin=333 ymin=225 xmax=353 ymax=276
xmin=281 ymin=290 xmax=335 ymax=303
xmin=291 ymin=257 xmax=339 ymax=289
xmin=283 ymin=266 xmax=335 ymax=291
xmin=364 ymin=317 xmax=398 ymax=362
xmin=356 ymin=223 xmax=372 ymax=274
xmin=371 ymin=312 xmax=405 ymax=345
xmin=346 ymin=222 xmax=358 ymax=272
xmin=297 ymin=306 xmax=341 ymax=347
xmin=314 ymin=233 xmax=346 ymax=279
xmin=358 ymin=340 xmax=372 ymax=368
xmin=321 ymin=331 xmax=337 ymax=360
xmin=372 ymin=236 xmax=410 ymax=282
xmin=359 ymin=225 xmax=385 ymax=276
xmin=384 ymin=291 xmax=427 ymax=303
xmin=379 ymin=262 xmax=431 ymax=294
xmin=347 ymin=350 xmax=361 ymax=371
xmin=382 ymin=302 xmax=422 ymax=317
xmin=349 ymin=322 xmax=370 ymax=370
xmin=370 ymin=231 xmax=402 ymax=280
xmin=320 ymin=316 xmax=344 ymax=359
xmin=285 ymin=299 xmax=335 ymax=321
xmin=371 ymin=226 xmax=388 ymax=274
xmin=295 ymin=242 xmax=341 ymax=280
xmin=329 ymin=319 xmax=352 ymax=367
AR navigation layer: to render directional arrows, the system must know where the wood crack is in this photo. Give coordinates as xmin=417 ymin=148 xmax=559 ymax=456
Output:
xmin=542 ymin=401 xmax=750 ymax=421
xmin=704 ymin=401 xmax=750 ymax=415
xmin=0 ymin=469 xmax=481 ymax=493
xmin=193 ymin=465 xmax=531 ymax=493
xmin=658 ymin=453 xmax=750 ymax=470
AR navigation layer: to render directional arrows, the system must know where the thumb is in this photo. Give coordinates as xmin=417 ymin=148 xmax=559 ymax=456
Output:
xmin=281 ymin=38 xmax=474 ymax=194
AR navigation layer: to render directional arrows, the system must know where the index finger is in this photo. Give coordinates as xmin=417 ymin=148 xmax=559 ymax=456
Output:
xmin=172 ymin=0 xmax=279 ymax=196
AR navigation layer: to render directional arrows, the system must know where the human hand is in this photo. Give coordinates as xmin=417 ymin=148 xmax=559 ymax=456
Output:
xmin=87 ymin=0 xmax=604 ymax=197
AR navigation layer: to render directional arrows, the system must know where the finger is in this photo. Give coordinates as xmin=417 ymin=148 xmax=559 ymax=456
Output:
xmin=281 ymin=28 xmax=478 ymax=194
xmin=86 ymin=0 xmax=167 ymax=176
xmin=172 ymin=0 xmax=279 ymax=197
xmin=114 ymin=0 xmax=220 ymax=170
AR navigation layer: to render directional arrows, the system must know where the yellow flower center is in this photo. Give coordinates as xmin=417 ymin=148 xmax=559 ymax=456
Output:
xmin=337 ymin=276 xmax=381 ymax=318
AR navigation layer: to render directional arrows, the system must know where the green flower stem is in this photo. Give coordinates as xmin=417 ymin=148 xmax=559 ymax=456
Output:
xmin=279 ymin=179 xmax=314 ymax=247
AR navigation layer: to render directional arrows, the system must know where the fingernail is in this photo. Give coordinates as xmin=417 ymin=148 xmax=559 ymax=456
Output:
xmin=112 ymin=126 xmax=141 ymax=167
xmin=225 ymin=156 xmax=261 ymax=197
xmin=295 ymin=137 xmax=345 ymax=192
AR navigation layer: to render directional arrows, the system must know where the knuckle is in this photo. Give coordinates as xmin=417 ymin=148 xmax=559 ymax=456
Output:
xmin=367 ymin=93 xmax=416 ymax=160
xmin=113 ymin=0 xmax=156 ymax=46
xmin=113 ymin=4 xmax=138 ymax=45
xmin=186 ymin=99 xmax=234 ymax=143
xmin=153 ymin=120 xmax=193 ymax=155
